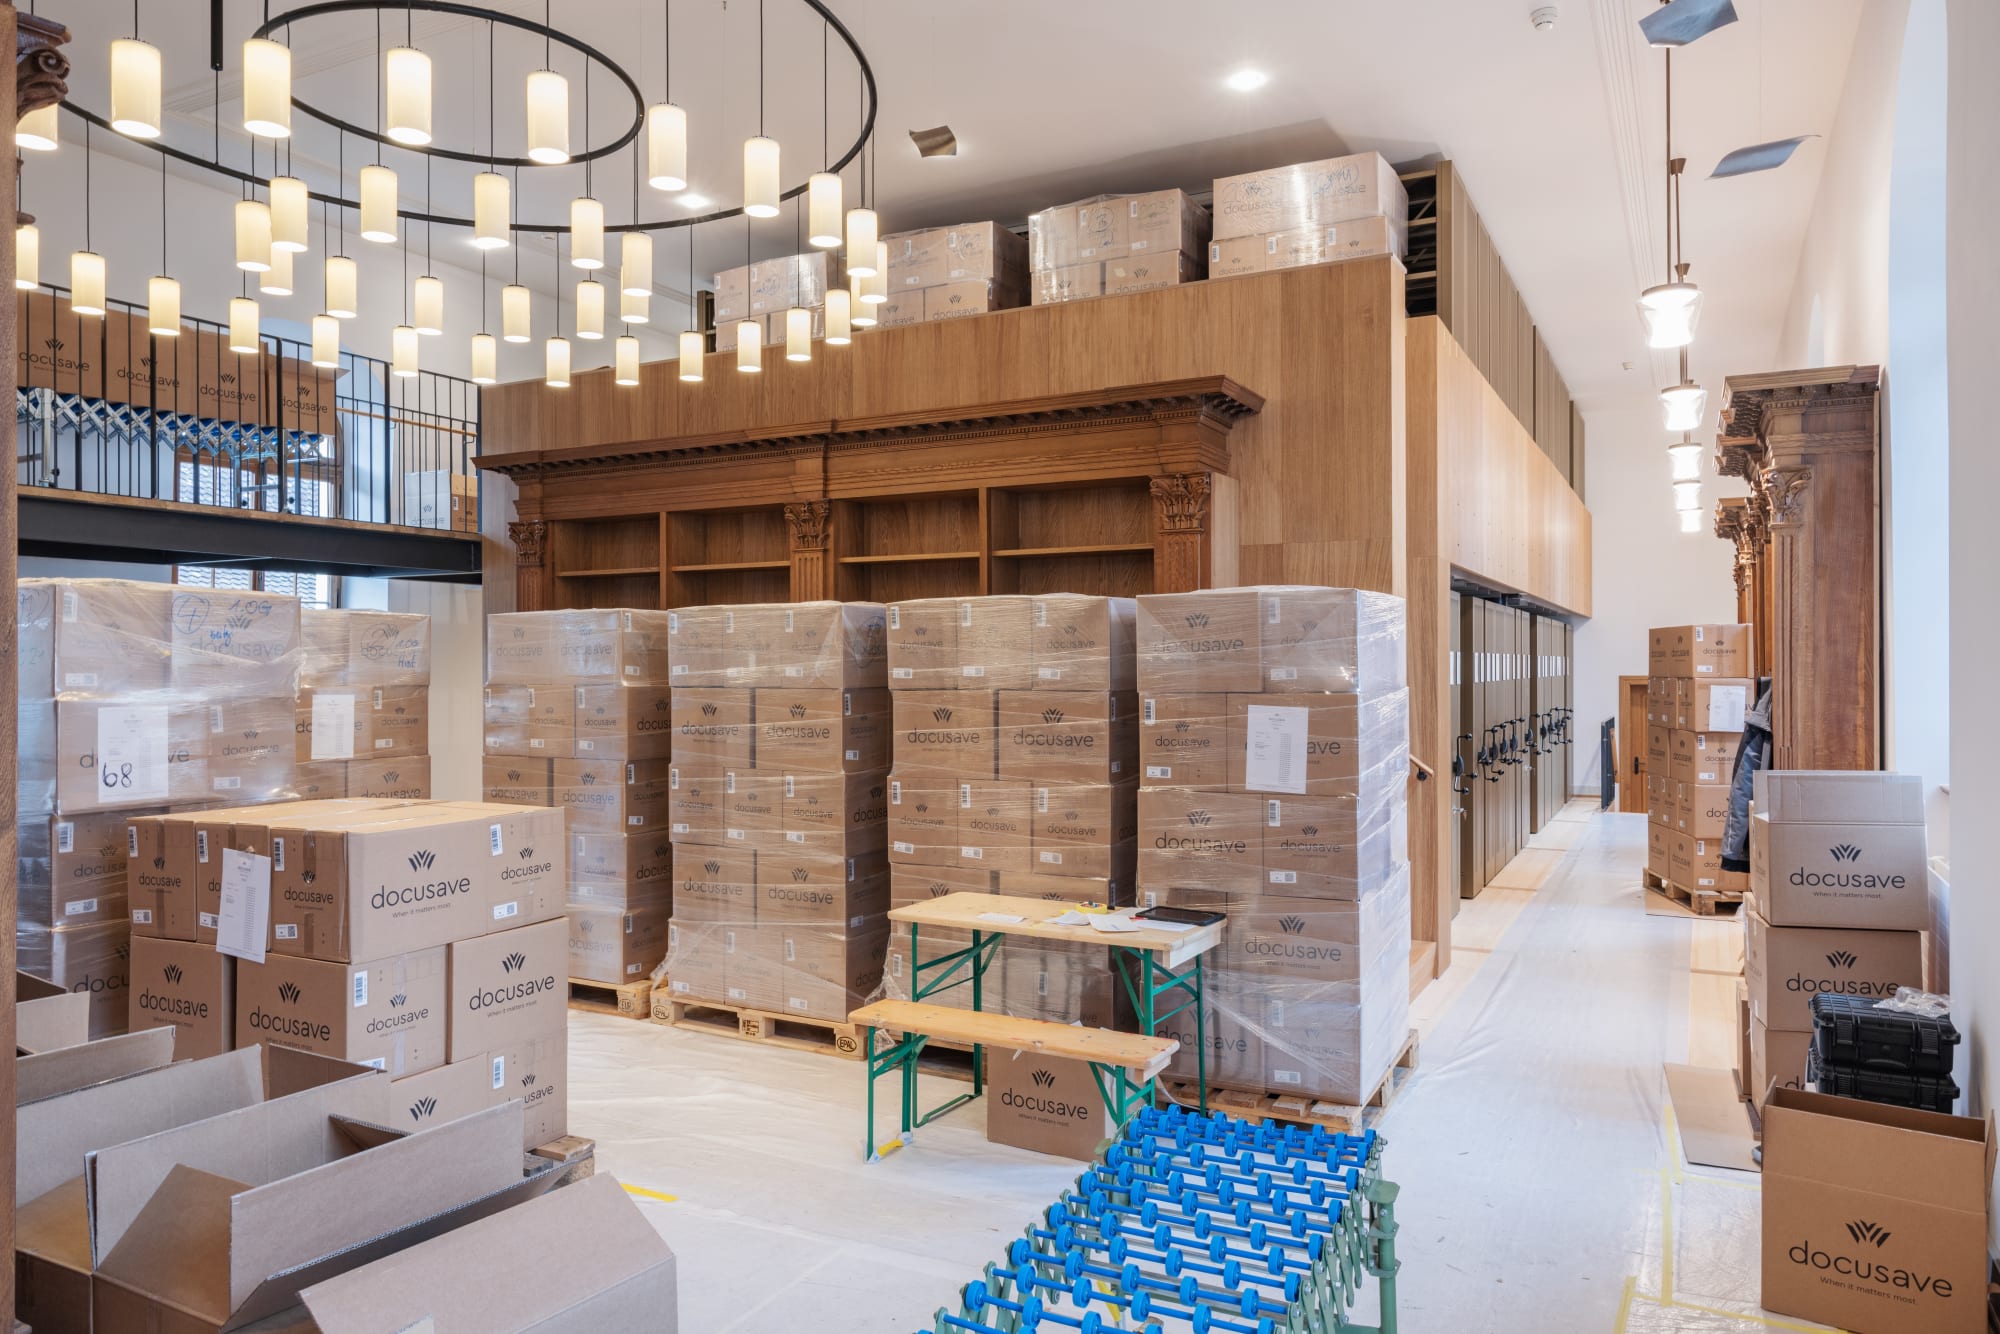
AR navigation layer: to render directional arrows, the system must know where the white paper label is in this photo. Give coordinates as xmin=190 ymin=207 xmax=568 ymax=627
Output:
xmin=530 ymin=738 xmax=546 ymax=749
xmin=374 ymin=738 xmax=395 ymax=750
xmin=65 ymin=898 xmax=98 ymax=916
xmin=199 ymin=911 xmax=219 ymax=929
xmin=961 ymin=845 xmax=984 ymax=860
xmin=131 ymin=908 xmax=154 ymax=924
xmin=351 ymin=969 xmax=369 ymax=1007
xmin=212 ymin=777 xmax=240 ymax=791
xmin=275 ymin=923 xmax=299 ymax=940
xmin=64 ymin=672 xmax=99 ymax=689
xmin=489 ymin=823 xmax=505 ymax=856
xmin=216 ymin=848 xmax=272 ymax=964
xmin=362 ymin=1056 xmax=387 ymax=1072
xmin=1039 ymin=851 xmax=1063 ymax=864
xmin=893 ymin=840 xmax=915 ymax=854
xmin=1268 ymin=667 xmax=1298 ymax=682
xmin=627 ymin=815 xmax=644 ymax=827
xmin=197 ymin=829 xmax=211 ymax=863
xmin=786 ymin=831 xmax=806 ymax=843
xmin=57 ymin=821 xmax=74 ymax=853
xmin=891 ymin=667 xmax=914 ymax=679
xmin=962 ymin=665 xmax=985 ymax=678
xmin=959 ymin=603 xmax=974 ymax=627
xmin=888 ymin=606 xmax=901 ymax=629
xmin=1272 ymin=1069 xmax=1302 ymax=1086
xmin=1243 ymin=704 xmax=1309 ymax=795
xmin=310 ymin=693 xmax=357 ymax=760
xmin=97 ymin=704 xmax=171 ymax=802
xmin=491 ymin=1056 xmax=506 ymax=1089
xmin=890 ymin=780 xmax=902 ymax=802
xmin=845 ymin=748 xmax=860 ymax=761
xmin=1268 ymin=870 xmax=1298 ymax=884
xmin=270 ymin=837 xmax=283 ymax=871
xmin=493 ymin=900 xmax=519 ymax=920
xmin=1146 ymin=765 xmax=1172 ymax=779
xmin=1038 ymin=667 xmax=1063 ymax=680
xmin=959 ymin=785 xmax=972 ymax=808
xmin=1706 ymin=685 xmax=1748 ymax=732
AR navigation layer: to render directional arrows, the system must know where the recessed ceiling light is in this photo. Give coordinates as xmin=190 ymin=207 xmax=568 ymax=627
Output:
xmin=1225 ymin=68 xmax=1269 ymax=92
xmin=677 ymin=193 xmax=711 ymax=210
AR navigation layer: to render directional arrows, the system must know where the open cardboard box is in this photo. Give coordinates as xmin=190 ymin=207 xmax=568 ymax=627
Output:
xmin=88 ymin=1095 xmax=561 ymax=1333
xmin=297 ymin=1172 xmax=677 ymax=1331
xmin=17 ymin=1025 xmax=175 ymax=1107
xmin=17 ymin=989 xmax=93 ymax=1055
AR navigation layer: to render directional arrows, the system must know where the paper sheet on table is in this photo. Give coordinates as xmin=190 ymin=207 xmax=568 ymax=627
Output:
xmin=976 ymin=912 xmax=1025 ymax=924
xmin=217 ymin=848 xmax=272 ymax=964
xmin=1047 ymin=911 xmax=1091 ymax=925
xmin=1087 ymin=916 xmax=1143 ymax=935
xmin=1242 ymin=704 xmax=1308 ymax=795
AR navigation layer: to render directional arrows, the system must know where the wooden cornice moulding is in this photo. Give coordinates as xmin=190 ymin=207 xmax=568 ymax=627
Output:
xmin=16 ymin=11 xmax=70 ymax=118
xmin=1718 ymin=364 xmax=1880 ymax=444
xmin=474 ymin=375 xmax=1264 ymax=479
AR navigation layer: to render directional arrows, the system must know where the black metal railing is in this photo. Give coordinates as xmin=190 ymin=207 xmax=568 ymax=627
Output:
xmin=16 ymin=282 xmax=481 ymax=533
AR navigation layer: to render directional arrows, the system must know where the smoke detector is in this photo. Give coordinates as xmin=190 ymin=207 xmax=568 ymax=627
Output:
xmin=1531 ymin=6 xmax=1559 ymax=30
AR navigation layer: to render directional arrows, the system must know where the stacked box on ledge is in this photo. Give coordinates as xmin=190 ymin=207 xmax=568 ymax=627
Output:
xmin=296 ymin=609 xmax=434 ymax=800
xmin=16 ymin=579 xmax=305 ymax=1038
xmin=1029 ymin=190 xmax=1210 ymax=306
xmin=714 ymin=250 xmax=846 ymax=348
xmin=878 ymin=595 xmax=1139 ymax=1028
xmin=873 ymin=222 xmax=1030 ymax=326
xmin=662 ymin=602 xmax=893 ymax=1021
xmin=482 ymin=609 xmax=676 ymax=986
xmin=1206 ymin=153 xmax=1408 ymax=279
xmin=1642 ymin=623 xmax=1753 ymax=897
xmin=1135 ymin=586 xmax=1412 ymax=1105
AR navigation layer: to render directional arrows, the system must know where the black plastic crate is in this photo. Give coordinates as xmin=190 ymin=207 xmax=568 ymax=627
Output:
xmin=1807 ymin=1047 xmax=1960 ymax=1113
xmin=1808 ymin=992 xmax=1958 ymax=1077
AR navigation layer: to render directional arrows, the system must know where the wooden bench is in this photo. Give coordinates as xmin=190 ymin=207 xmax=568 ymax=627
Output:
xmin=850 ymin=999 xmax=1179 ymax=1161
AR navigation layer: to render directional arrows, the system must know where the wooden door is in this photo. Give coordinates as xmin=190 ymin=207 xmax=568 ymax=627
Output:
xmin=1617 ymin=675 xmax=1649 ymax=813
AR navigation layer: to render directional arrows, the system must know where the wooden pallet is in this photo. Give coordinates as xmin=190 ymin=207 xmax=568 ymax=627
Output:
xmin=568 ymin=976 xmax=654 ymax=1019
xmin=533 ymin=1134 xmax=596 ymax=1189
xmin=654 ymin=994 xmax=868 ymax=1059
xmin=1161 ymin=1029 xmax=1420 ymax=1135
xmin=1645 ymin=869 xmax=1744 ymax=917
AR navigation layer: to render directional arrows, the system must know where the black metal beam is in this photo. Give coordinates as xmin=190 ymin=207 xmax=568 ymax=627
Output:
xmin=20 ymin=494 xmax=483 ymax=582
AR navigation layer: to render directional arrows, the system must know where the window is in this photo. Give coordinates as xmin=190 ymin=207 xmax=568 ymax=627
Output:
xmin=175 ymin=566 xmax=336 ymax=609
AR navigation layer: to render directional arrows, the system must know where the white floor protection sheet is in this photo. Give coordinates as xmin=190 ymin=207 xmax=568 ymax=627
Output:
xmin=570 ymin=808 xmax=1820 ymax=1333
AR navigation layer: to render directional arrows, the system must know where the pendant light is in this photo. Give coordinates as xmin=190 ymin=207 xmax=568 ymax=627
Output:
xmin=785 ymin=306 xmax=812 ymax=361
xmin=576 ymin=279 xmax=605 ymax=339
xmin=1660 ymin=379 xmax=1707 ymax=432
xmin=546 ymin=230 xmax=571 ymax=385
xmin=622 ymin=232 xmax=653 ymax=296
xmin=571 ymin=196 xmax=605 ymax=269
xmin=70 ymin=123 xmax=106 ymax=316
xmin=392 ymin=323 xmax=419 ymax=377
xmin=359 ymin=164 xmax=398 ymax=242
xmin=270 ymin=176 xmax=309 ymax=252
xmin=615 ymin=333 xmax=641 ymax=385
xmin=16 ymin=104 xmax=57 ymax=152
xmin=326 ymin=256 xmax=358 ymax=318
xmin=647 ymin=6 xmax=687 ymax=190
xmin=860 ymin=242 xmax=888 ymax=305
xmin=110 ymin=35 xmax=162 ymax=139
xmin=235 ymin=199 xmax=274 ymax=272
xmin=1672 ymin=480 xmax=1701 ymax=512
xmin=471 ymin=332 xmax=498 ymax=384
xmin=679 ymin=227 xmax=704 ymax=381
xmin=311 ymin=313 xmax=340 ymax=368
xmin=744 ymin=138 xmax=781 ymax=218
xmin=1637 ymin=54 xmax=1701 ymax=350
xmin=621 ymin=288 xmax=651 ymax=324
xmin=825 ymin=287 xmax=852 ymax=344
xmin=414 ymin=275 xmax=444 ymax=336
xmin=148 ymin=276 xmax=181 ymax=334
xmin=503 ymin=284 xmax=531 ymax=342
xmin=1667 ymin=435 xmax=1701 ymax=482
xmin=385 ymin=46 xmax=433 ymax=146
xmin=229 ymin=296 xmax=261 ymax=354
xmin=845 ymin=209 xmax=878 ymax=275
xmin=1678 ymin=509 xmax=1704 ymax=534
xmin=736 ymin=320 xmax=763 ymax=371
xmin=526 ymin=69 xmax=569 ymax=164
xmin=242 ymin=37 xmax=292 ymax=137
xmin=16 ymin=223 xmax=38 ymax=290
xmin=259 ymin=244 xmax=294 ymax=296
xmin=848 ymin=274 xmax=876 ymax=327
xmin=473 ymin=173 xmax=510 ymax=249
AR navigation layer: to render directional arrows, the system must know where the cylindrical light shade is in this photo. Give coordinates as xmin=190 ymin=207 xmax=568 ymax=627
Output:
xmin=743 ymin=136 xmax=780 ymax=218
xmin=1667 ymin=439 xmax=1702 ymax=482
xmin=646 ymin=103 xmax=687 ymax=191
xmin=325 ymin=254 xmax=359 ymax=318
xmin=391 ymin=324 xmax=419 ymax=378
xmin=824 ymin=287 xmax=852 ymax=344
xmin=575 ymin=280 xmax=605 ymax=339
xmin=16 ymin=103 xmax=57 ymax=152
xmin=621 ymin=231 xmax=653 ymax=295
xmin=859 ymin=244 xmax=888 ymax=304
xmin=147 ymin=275 xmax=181 ymax=335
xmin=845 ymin=208 xmax=879 ymax=275
xmin=270 ymin=176 xmax=309 ymax=252
xmin=544 ymin=336 xmax=571 ymax=387
xmin=785 ymin=306 xmax=811 ymax=361
xmin=470 ymin=331 xmax=497 ymax=384
xmin=235 ymin=199 xmax=273 ymax=272
xmin=1660 ymin=381 xmax=1708 ymax=433
xmin=807 ymin=173 xmax=843 ymax=248
xmin=311 ymin=313 xmax=340 ymax=368
xmin=1637 ymin=281 xmax=1702 ymax=350
xmin=258 ymin=245 xmax=294 ymax=296
xmin=110 ymin=38 xmax=162 ymax=138
xmin=385 ymin=46 xmax=432 ymax=145
xmin=570 ymin=197 xmax=604 ymax=269
xmin=849 ymin=274 xmax=877 ymax=327
xmin=736 ymin=320 xmax=763 ymax=372
xmin=359 ymin=164 xmax=398 ymax=242
xmin=228 ymin=296 xmax=260 ymax=353
xmin=70 ymin=251 xmax=107 ymax=316
xmin=1672 ymin=480 xmax=1702 ymax=512
xmin=414 ymin=275 xmax=444 ymax=336
xmin=502 ymin=284 xmax=531 ymax=342
xmin=472 ymin=172 xmax=510 ymax=249
xmin=620 ymin=287 xmax=650 ymax=324
xmin=1678 ymin=508 xmax=1703 ymax=534
xmin=525 ymin=69 xmax=569 ymax=165
xmin=679 ymin=329 xmax=705 ymax=381
xmin=15 ymin=224 xmax=38 ymax=290
xmin=615 ymin=334 xmax=641 ymax=385
xmin=242 ymin=38 xmax=292 ymax=137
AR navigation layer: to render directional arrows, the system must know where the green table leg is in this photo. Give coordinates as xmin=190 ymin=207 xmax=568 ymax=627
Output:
xmin=1115 ymin=947 xmax=1209 ymax=1115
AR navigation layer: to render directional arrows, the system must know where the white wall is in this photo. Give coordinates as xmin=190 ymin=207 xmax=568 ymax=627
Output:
xmin=1569 ymin=402 xmax=1740 ymax=795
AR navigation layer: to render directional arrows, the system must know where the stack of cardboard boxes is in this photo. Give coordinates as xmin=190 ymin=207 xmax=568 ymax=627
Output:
xmin=297 ymin=608 xmax=434 ymax=800
xmin=16 ymin=578 xmax=304 ymax=1037
xmin=402 ymin=469 xmax=479 ymax=532
xmin=662 ymin=601 xmax=893 ymax=1022
xmin=1206 ymin=152 xmax=1409 ymax=279
xmin=1027 ymin=191 xmax=1209 ymax=305
xmin=125 ymin=795 xmax=574 ymax=1147
xmin=714 ymin=250 xmax=844 ymax=349
xmin=480 ymin=609 xmax=677 ymax=987
xmin=878 ymin=222 xmax=1030 ymax=325
xmin=1642 ymin=623 xmax=1754 ymax=901
xmin=1134 ymin=586 xmax=1413 ymax=1105
xmin=1744 ymin=770 xmax=1933 ymax=1111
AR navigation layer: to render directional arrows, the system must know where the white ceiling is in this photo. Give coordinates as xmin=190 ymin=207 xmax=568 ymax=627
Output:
xmin=48 ymin=0 xmax=1864 ymax=418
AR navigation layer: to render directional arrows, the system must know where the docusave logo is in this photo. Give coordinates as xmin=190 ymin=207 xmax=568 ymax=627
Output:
xmin=1786 ymin=839 xmax=1908 ymax=893
xmin=1786 ymin=1217 xmax=1956 ymax=1303
xmin=468 ymin=944 xmax=557 ymax=1014
xmin=372 ymin=845 xmax=473 ymax=915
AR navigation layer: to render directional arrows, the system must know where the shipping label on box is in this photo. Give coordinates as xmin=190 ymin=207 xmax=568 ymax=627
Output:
xmin=1681 ymin=678 xmax=1753 ymax=732
xmin=1744 ymin=906 xmax=1925 ymax=1031
xmin=1750 ymin=814 xmax=1931 ymax=931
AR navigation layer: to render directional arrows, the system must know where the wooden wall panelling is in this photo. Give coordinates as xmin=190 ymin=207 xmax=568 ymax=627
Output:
xmin=1404 ymin=329 xmax=1454 ymax=966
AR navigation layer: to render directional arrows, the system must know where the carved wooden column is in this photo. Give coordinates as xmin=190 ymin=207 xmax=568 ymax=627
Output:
xmin=1719 ymin=366 xmax=1882 ymax=770
xmin=785 ymin=500 xmax=832 ymax=601
xmin=507 ymin=518 xmax=549 ymax=612
xmin=1714 ymin=498 xmax=1753 ymax=624
xmin=1150 ymin=472 xmax=1215 ymax=592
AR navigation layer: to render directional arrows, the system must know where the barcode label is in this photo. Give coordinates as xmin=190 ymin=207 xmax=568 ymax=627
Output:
xmin=492 ymin=1056 xmax=507 ymax=1089
xmin=1039 ymin=851 xmax=1062 ymax=864
xmin=197 ymin=830 xmax=210 ymax=862
xmin=1036 ymin=788 xmax=1050 ymax=813
xmin=130 ymin=906 xmax=156 ymax=924
xmin=57 ymin=822 xmax=74 ymax=853
xmin=1146 ymin=765 xmax=1171 ymax=779
xmin=784 ymin=938 xmax=797 ymax=962
xmin=784 ymin=610 xmax=796 ymax=631
xmin=668 ymin=612 xmax=680 ymax=632
xmin=270 ymin=837 xmax=283 ymax=871
xmin=725 ymin=773 xmax=737 ymax=793
xmin=352 ymin=970 xmax=369 ymax=1006
xmin=530 ymin=738 xmax=546 ymax=749
xmin=275 ymin=923 xmax=299 ymax=939
xmin=962 ymin=665 xmax=985 ymax=678
xmin=727 ymin=828 xmax=745 ymax=841
xmin=627 ymin=815 xmax=644 ymax=826
xmin=960 ymin=785 xmax=972 ymax=808
xmin=1142 ymin=698 xmax=1156 ymax=723
xmin=1699 ymin=876 xmax=1716 ymax=886
xmin=65 ymin=898 xmax=97 ymax=916
xmin=889 ymin=606 xmax=901 ymax=629
xmin=1268 ymin=667 xmax=1298 ymax=681
xmin=213 ymin=777 xmax=240 ymax=790
xmin=63 ymin=672 xmax=99 ymax=688
xmin=1039 ymin=667 xmax=1062 ymax=679
xmin=672 ymin=663 xmax=689 ymax=675
xmin=624 ymin=665 xmax=640 ymax=676
xmin=628 ymin=962 xmax=644 ymax=975
xmin=579 ymin=739 xmax=596 ymax=751
xmin=724 ymin=611 xmax=736 ymax=632
xmin=786 ymin=831 xmax=806 ymax=843
xmin=62 ymin=589 xmax=77 ymax=620
xmin=1267 ymin=800 xmax=1282 ymax=826
xmin=845 ymin=748 xmax=860 ymax=760
xmin=493 ymin=901 xmax=519 ymax=920
xmin=198 ymin=911 xmax=218 ymax=928
xmin=624 ymin=611 xmax=635 ymax=630
xmin=672 ymin=822 xmax=690 ymax=834
xmin=375 ymin=738 xmax=394 ymax=749
xmin=890 ymin=780 xmax=902 ymax=802
xmin=1034 ymin=602 xmax=1049 ymax=626
xmin=489 ymin=823 xmax=504 ymax=855
xmin=893 ymin=840 xmax=915 ymax=854
xmin=361 ymin=1056 xmax=387 ymax=1071
xmin=1272 ymin=1069 xmax=1302 ymax=1086
xmin=1268 ymin=870 xmax=1298 ymax=884
xmin=1267 ymin=596 xmax=1282 ymax=625
xmin=789 ymin=996 xmax=809 ymax=1011
xmin=1695 ymin=626 xmax=1706 ymax=641
xmin=785 ymin=776 xmax=796 ymax=797
xmin=891 ymin=667 xmax=914 ymax=679
xmin=960 ymin=603 xmax=974 ymax=627
xmin=962 ymin=846 xmax=984 ymax=860
xmin=130 ymin=827 xmax=140 ymax=856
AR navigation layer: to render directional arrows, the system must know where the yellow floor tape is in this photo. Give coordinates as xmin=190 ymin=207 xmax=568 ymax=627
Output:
xmin=621 ymin=1183 xmax=680 ymax=1204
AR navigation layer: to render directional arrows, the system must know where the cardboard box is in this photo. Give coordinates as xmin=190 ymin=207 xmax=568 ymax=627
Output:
xmin=773 ymin=921 xmax=887 ymax=1021
xmin=720 ymin=767 xmax=785 ymax=841
xmin=1674 ymin=782 xmax=1732 ymax=839
xmin=995 ymin=869 xmax=1135 ymax=906
xmin=483 ymin=756 xmax=552 ymax=806
xmin=924 ymin=279 xmax=1020 ymax=320
xmin=516 ymin=684 xmax=576 ymax=758
xmin=569 ymin=831 xmax=674 ymax=908
xmin=888 ymin=772 xmax=960 ymax=867
xmin=1678 ymin=678 xmax=1753 ymax=732
xmin=1750 ymin=812 xmax=1930 ymax=930
xmin=1647 ymin=725 xmax=1671 ymax=773
xmin=1226 ymin=690 xmax=1409 ymax=795
xmin=669 ymin=687 xmax=755 ymax=766
xmin=15 ymin=987 xmax=92 ymax=1057
xmin=567 ymin=904 xmax=671 ymax=984
xmin=1207 ymin=235 xmax=1266 ymax=278
xmin=1756 ymin=770 xmax=1926 ymax=825
xmin=892 ymin=689 xmax=998 ymax=777
xmin=1211 ymin=152 xmax=1407 ymax=240
xmin=1137 ymin=789 xmax=1262 ymax=887
xmin=1028 ymin=594 xmax=1136 ymax=692
xmin=390 ymin=1055 xmax=495 ymax=1132
xmin=125 ymin=811 xmax=214 ymax=941
xmin=1646 ymin=677 xmax=1672 ymax=725
xmin=1749 ymin=1018 xmax=1811 ymax=1110
xmin=1760 ymin=1088 xmax=1991 ymax=1334
xmin=166 ymin=587 xmax=302 ymax=696
xmin=1261 ymin=214 xmax=1405 ymax=268
xmin=889 ymin=862 xmax=992 ymax=906
xmin=661 ymin=919 xmax=732 ymax=1005
xmin=876 ymin=291 xmax=923 ymax=327
xmin=552 ymin=758 xmax=673 ymax=836
xmin=754 ymin=687 xmax=892 ymax=773
xmin=570 ymin=684 xmax=675 ymax=760
xmin=986 ymin=1052 xmax=1113 ymax=1160
xmin=296 ymin=1170 xmax=672 ymax=1332
xmin=1646 ymin=822 xmax=1671 ymax=881
xmin=490 ymin=1027 xmax=568 ymax=1147
xmin=1030 ymin=262 xmax=1103 ymax=305
xmin=1735 ymin=978 xmax=1751 ymax=1092
xmin=755 ymin=849 xmax=889 ymax=925
xmin=302 ymin=608 xmax=430 ymax=688
xmin=18 ymin=578 xmax=174 ymax=698
xmin=482 ymin=684 xmax=536 ymax=756
xmin=236 ymin=946 xmax=447 ymax=1075
xmin=1647 ymin=627 xmax=1673 ymax=676
xmin=1667 ymin=623 xmax=1754 ymax=678
xmin=667 ymin=766 xmax=727 ymax=845
xmin=780 ymin=769 xmax=890 ymax=855
xmin=713 ymin=264 xmax=751 ymax=323
xmin=1103 ymin=250 xmax=1200 ymax=295
xmin=346 ymin=754 xmax=431 ymax=799
xmin=39 ymin=921 xmax=132 ymax=1039
xmin=997 ymin=690 xmax=1138 ymax=783
xmin=957 ymin=779 xmax=1034 ymax=873
xmin=761 ymin=601 xmax=888 ymax=689
xmin=955 ymin=597 xmax=1035 ymax=689
xmin=1029 ymin=779 xmax=1139 ymax=879
xmin=1669 ymin=729 xmax=1741 ymax=785
xmin=671 ymin=846 xmax=756 ymax=921
xmin=128 ymin=935 xmax=234 ymax=1059
xmin=886 ymin=600 xmax=961 ymax=688
xmin=1139 ymin=693 xmax=1230 ymax=788
xmin=750 ymin=250 xmax=836 ymax=313
xmin=1159 ymin=976 xmax=1265 ymax=1088
xmin=40 ymin=810 xmax=134 ymax=927
xmin=447 ymin=917 xmax=567 ymax=1060
xmin=53 ymin=699 xmax=214 ymax=813
xmin=1744 ymin=904 xmax=1926 ymax=1031
xmin=1668 ymin=831 xmax=1747 ymax=895
xmin=1261 ymin=795 xmax=1407 ymax=900
xmin=1136 ymin=591 xmax=1263 ymax=693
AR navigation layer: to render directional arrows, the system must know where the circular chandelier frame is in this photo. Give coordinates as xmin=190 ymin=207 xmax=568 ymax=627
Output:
xmin=56 ymin=0 xmax=879 ymax=236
